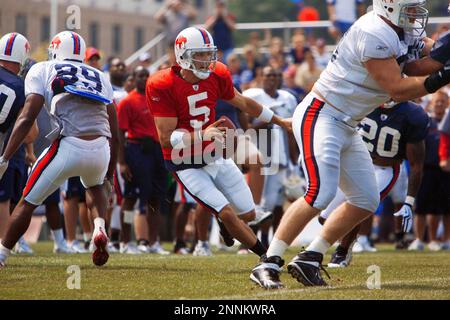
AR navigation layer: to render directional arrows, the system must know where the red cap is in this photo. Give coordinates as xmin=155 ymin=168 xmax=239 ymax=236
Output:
xmin=85 ymin=47 xmax=101 ymax=61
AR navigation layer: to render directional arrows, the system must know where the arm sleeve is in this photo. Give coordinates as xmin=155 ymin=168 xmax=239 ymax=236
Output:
xmin=24 ymin=63 xmax=45 ymax=97
xmin=359 ymin=32 xmax=397 ymax=62
xmin=146 ymin=85 xmax=177 ymax=117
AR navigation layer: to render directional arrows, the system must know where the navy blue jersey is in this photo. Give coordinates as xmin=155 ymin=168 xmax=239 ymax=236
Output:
xmin=359 ymin=101 xmax=430 ymax=161
xmin=0 ymin=66 xmax=25 ymax=134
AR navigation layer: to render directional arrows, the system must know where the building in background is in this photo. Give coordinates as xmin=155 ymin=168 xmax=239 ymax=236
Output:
xmin=0 ymin=0 xmax=212 ymax=61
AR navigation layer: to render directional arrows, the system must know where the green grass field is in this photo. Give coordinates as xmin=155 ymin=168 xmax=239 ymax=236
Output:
xmin=0 ymin=242 xmax=449 ymax=300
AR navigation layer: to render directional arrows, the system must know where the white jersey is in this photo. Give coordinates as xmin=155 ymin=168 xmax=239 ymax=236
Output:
xmin=25 ymin=60 xmax=114 ymax=138
xmin=243 ymin=88 xmax=297 ymax=167
xmin=314 ymin=11 xmax=421 ymax=121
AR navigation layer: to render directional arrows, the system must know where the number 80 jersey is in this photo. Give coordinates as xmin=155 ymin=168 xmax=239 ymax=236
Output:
xmin=359 ymin=101 xmax=430 ymax=161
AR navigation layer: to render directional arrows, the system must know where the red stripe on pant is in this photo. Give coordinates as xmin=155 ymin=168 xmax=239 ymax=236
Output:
xmin=301 ymin=98 xmax=324 ymax=207
xmin=380 ymin=163 xmax=401 ymax=200
xmin=23 ymin=139 xmax=61 ymax=198
xmin=172 ymin=172 xmax=218 ymax=215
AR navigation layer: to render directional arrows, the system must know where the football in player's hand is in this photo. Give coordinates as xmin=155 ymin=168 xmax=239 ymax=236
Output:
xmin=217 ymin=116 xmax=238 ymax=159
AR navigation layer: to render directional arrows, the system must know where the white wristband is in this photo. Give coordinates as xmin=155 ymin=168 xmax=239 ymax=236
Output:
xmin=257 ymin=106 xmax=274 ymax=123
xmin=405 ymin=196 xmax=415 ymax=207
xmin=170 ymin=130 xmax=187 ymax=148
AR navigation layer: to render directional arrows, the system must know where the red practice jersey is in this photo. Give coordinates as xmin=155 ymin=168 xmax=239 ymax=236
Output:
xmin=117 ymin=90 xmax=159 ymax=142
xmin=146 ymin=62 xmax=236 ymax=170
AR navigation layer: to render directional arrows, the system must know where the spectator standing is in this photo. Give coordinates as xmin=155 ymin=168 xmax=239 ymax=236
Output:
xmin=154 ymin=0 xmax=198 ymax=46
xmin=205 ymin=0 xmax=236 ymax=63
xmin=117 ymin=66 xmax=170 ymax=255
xmin=294 ymin=50 xmax=323 ymax=93
xmin=312 ymin=38 xmax=332 ymax=69
xmin=85 ymin=47 xmax=102 ymax=70
xmin=287 ymin=34 xmax=310 ymax=65
xmin=410 ymin=91 xmax=450 ymax=251
xmin=327 ymin=0 xmax=365 ymax=40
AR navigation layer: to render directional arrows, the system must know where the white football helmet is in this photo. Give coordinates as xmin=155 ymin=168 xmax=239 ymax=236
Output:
xmin=48 ymin=31 xmax=86 ymax=62
xmin=0 ymin=33 xmax=30 ymax=66
xmin=174 ymin=27 xmax=217 ymax=80
xmin=373 ymin=0 xmax=428 ymax=34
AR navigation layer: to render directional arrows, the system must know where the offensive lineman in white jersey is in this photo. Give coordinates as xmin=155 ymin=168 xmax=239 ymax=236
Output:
xmin=0 ymin=31 xmax=119 ymax=268
xmin=251 ymin=0 xmax=450 ymax=288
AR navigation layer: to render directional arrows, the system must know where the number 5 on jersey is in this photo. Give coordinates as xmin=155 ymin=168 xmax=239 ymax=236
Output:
xmin=188 ymin=92 xmax=210 ymax=129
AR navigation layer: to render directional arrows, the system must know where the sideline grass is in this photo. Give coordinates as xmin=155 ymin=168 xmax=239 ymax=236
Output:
xmin=0 ymin=242 xmax=449 ymax=300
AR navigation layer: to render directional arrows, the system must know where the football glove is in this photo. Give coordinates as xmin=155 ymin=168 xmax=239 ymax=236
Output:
xmin=393 ymin=203 xmax=413 ymax=233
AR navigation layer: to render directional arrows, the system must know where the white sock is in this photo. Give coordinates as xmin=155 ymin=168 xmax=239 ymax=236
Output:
xmin=51 ymin=229 xmax=65 ymax=246
xmin=306 ymin=236 xmax=330 ymax=255
xmin=0 ymin=243 xmax=11 ymax=263
xmin=83 ymin=232 xmax=91 ymax=242
xmin=94 ymin=217 xmax=105 ymax=230
xmin=266 ymin=237 xmax=289 ymax=258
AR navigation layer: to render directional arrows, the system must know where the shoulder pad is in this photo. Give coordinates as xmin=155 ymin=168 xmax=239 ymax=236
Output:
xmin=149 ymin=69 xmax=174 ymax=89
xmin=213 ymin=61 xmax=231 ymax=78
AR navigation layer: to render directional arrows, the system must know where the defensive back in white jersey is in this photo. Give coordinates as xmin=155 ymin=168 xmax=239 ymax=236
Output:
xmin=314 ymin=11 xmax=422 ymax=121
xmin=25 ymin=60 xmax=114 ymax=138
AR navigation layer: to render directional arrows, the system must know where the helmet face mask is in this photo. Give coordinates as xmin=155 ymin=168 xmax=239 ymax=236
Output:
xmin=398 ymin=3 xmax=428 ymax=34
xmin=182 ymin=48 xmax=217 ymax=79
xmin=175 ymin=27 xmax=217 ymax=80
xmin=373 ymin=0 xmax=428 ymax=35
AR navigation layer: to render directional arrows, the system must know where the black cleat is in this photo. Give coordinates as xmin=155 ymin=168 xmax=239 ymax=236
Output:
xmin=287 ymin=250 xmax=330 ymax=286
xmin=250 ymin=255 xmax=285 ymax=289
xmin=395 ymin=239 xmax=409 ymax=250
xmin=327 ymin=249 xmax=352 ymax=268
xmin=217 ymin=218 xmax=235 ymax=247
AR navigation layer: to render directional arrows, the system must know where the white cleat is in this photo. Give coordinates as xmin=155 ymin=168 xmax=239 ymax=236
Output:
xmin=408 ymin=239 xmax=425 ymax=251
xmin=428 ymin=241 xmax=442 ymax=251
xmin=148 ymin=242 xmax=170 ymax=255
xmin=193 ymin=241 xmax=212 ymax=256
xmin=352 ymin=236 xmax=377 ymax=253
xmin=14 ymin=237 xmax=34 ymax=255
xmin=120 ymin=243 xmax=142 ymax=254
xmin=54 ymin=240 xmax=77 ymax=254
xmin=69 ymin=240 xmax=88 ymax=253
xmin=107 ymin=242 xmax=120 ymax=253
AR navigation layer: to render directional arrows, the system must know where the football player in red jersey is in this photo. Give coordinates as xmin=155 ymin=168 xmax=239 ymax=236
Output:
xmin=147 ymin=27 xmax=291 ymax=258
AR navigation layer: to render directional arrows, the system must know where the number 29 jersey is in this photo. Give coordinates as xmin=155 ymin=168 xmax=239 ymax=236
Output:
xmin=359 ymin=101 xmax=430 ymax=161
xmin=147 ymin=62 xmax=236 ymax=169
